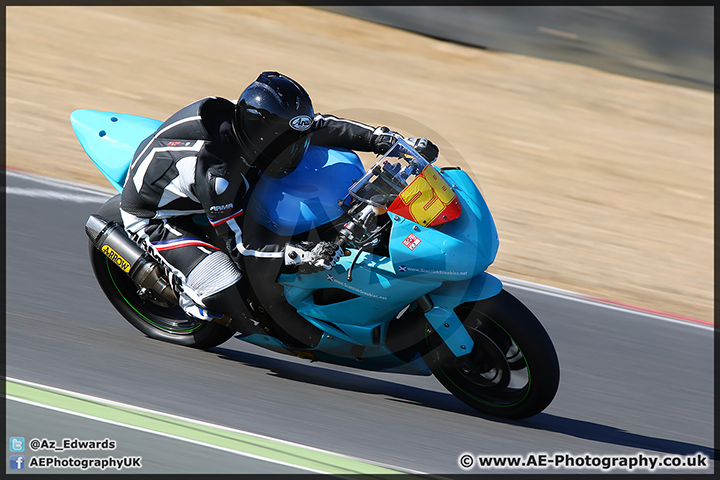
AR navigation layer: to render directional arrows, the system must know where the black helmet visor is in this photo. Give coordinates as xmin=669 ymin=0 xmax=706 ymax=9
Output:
xmin=244 ymin=108 xmax=312 ymax=177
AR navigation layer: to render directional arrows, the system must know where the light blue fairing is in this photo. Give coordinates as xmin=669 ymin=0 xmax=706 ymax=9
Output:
xmin=72 ymin=109 xmax=504 ymax=373
xmin=276 ymin=166 xmax=503 ymax=363
xmin=70 ymin=110 xmax=161 ymax=192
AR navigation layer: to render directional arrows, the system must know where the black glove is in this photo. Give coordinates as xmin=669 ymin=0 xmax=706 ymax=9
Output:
xmin=371 ymin=126 xmax=403 ymax=155
xmin=310 ymin=241 xmax=343 ymax=271
xmin=284 ymin=241 xmax=343 ymax=273
xmin=407 ymin=137 xmax=439 ymax=163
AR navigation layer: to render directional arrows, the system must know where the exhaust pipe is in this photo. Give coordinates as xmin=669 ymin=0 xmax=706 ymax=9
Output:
xmin=85 ymin=214 xmax=178 ymax=304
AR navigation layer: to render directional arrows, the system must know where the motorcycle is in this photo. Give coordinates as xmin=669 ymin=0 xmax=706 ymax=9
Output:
xmin=71 ymin=108 xmax=559 ymax=419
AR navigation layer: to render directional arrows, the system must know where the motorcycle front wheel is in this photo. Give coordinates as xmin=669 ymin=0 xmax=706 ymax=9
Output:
xmin=419 ymin=289 xmax=559 ymax=419
xmin=89 ymin=196 xmax=235 ymax=349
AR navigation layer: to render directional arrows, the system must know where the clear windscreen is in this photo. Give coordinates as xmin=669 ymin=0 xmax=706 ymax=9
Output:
xmin=348 ymin=139 xmax=431 ymax=208
xmin=348 ymin=138 xmax=461 ymax=227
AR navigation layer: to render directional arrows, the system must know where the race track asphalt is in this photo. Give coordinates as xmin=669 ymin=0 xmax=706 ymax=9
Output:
xmin=5 ymin=171 xmax=714 ymax=475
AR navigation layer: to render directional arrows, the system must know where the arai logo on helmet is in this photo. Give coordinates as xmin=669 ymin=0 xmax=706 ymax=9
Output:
xmin=289 ymin=115 xmax=312 ymax=131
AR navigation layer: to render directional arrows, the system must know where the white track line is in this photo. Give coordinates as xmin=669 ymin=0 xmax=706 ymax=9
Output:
xmin=5 ymin=187 xmax=110 ymax=203
xmin=6 ymin=395 xmax=331 ymax=475
xmin=7 ymin=377 xmax=422 ymax=476
xmin=6 ymin=169 xmax=116 ymax=196
xmin=498 ymin=276 xmax=713 ymax=332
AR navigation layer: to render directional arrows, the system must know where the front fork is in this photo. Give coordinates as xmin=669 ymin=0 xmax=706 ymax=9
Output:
xmin=417 ymin=295 xmax=474 ymax=357
xmin=417 ymin=272 xmax=504 ymax=357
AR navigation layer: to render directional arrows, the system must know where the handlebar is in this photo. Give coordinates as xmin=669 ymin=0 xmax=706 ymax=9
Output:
xmin=334 ymin=204 xmax=391 ymax=282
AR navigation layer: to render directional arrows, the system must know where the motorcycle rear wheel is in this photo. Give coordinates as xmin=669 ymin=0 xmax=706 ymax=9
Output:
xmin=420 ymin=289 xmax=559 ymax=419
xmin=89 ymin=196 xmax=235 ymax=349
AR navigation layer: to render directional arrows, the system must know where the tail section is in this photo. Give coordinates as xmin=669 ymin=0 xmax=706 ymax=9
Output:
xmin=70 ymin=110 xmax=161 ymax=191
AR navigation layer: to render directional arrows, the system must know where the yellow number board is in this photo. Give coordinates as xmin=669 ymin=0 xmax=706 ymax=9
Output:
xmin=388 ymin=166 xmax=461 ymax=226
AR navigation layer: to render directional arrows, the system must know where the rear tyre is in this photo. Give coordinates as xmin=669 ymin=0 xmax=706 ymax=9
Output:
xmin=420 ymin=289 xmax=559 ymax=419
xmin=89 ymin=195 xmax=235 ymax=349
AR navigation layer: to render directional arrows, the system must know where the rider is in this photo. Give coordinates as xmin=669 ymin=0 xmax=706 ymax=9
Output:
xmin=119 ymin=71 xmax=438 ymax=325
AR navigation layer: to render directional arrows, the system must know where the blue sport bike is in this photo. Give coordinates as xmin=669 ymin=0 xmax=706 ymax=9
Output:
xmin=72 ymin=108 xmax=559 ymax=419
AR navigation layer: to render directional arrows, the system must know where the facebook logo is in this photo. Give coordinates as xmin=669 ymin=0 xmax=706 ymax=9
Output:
xmin=9 ymin=437 xmax=25 ymax=452
xmin=9 ymin=455 xmax=25 ymax=470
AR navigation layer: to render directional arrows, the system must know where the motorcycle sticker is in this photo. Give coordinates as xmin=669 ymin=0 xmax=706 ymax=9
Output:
xmin=388 ymin=166 xmax=461 ymax=227
xmin=326 ymin=273 xmax=388 ymax=300
xmin=398 ymin=264 xmax=469 ymax=276
xmin=289 ymin=115 xmax=312 ymax=131
xmin=402 ymin=233 xmax=422 ymax=250
xmin=101 ymin=245 xmax=131 ymax=273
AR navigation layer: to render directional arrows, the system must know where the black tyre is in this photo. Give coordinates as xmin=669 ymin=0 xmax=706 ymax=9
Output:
xmin=420 ymin=289 xmax=559 ymax=419
xmin=89 ymin=195 xmax=235 ymax=349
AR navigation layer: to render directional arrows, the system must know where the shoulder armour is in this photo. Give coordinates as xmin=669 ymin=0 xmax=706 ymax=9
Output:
xmin=205 ymin=168 xmax=249 ymax=201
xmin=213 ymin=176 xmax=230 ymax=195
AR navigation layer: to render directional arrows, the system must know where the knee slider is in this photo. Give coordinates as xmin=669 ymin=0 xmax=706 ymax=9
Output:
xmin=201 ymin=284 xmax=242 ymax=316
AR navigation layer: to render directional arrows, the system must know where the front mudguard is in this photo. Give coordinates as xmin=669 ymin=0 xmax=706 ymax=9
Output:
xmin=422 ymin=272 xmax=503 ymax=357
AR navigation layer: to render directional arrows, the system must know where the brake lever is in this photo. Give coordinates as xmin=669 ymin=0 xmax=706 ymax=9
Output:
xmin=346 ymin=222 xmax=388 ymax=282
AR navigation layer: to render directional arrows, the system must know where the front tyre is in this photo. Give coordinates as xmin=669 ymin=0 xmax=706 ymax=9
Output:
xmin=89 ymin=195 xmax=235 ymax=349
xmin=420 ymin=289 xmax=559 ymax=419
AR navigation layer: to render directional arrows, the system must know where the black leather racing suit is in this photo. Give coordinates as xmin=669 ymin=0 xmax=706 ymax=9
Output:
xmin=120 ymin=96 xmax=383 ymax=328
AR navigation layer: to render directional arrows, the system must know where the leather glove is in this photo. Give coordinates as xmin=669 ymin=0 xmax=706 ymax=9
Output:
xmin=285 ymin=241 xmax=343 ymax=273
xmin=310 ymin=241 xmax=343 ymax=271
xmin=406 ymin=137 xmax=439 ymax=163
xmin=371 ymin=126 xmax=403 ymax=155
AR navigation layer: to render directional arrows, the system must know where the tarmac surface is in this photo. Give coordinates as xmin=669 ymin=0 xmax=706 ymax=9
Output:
xmin=5 ymin=171 xmax=714 ymax=475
